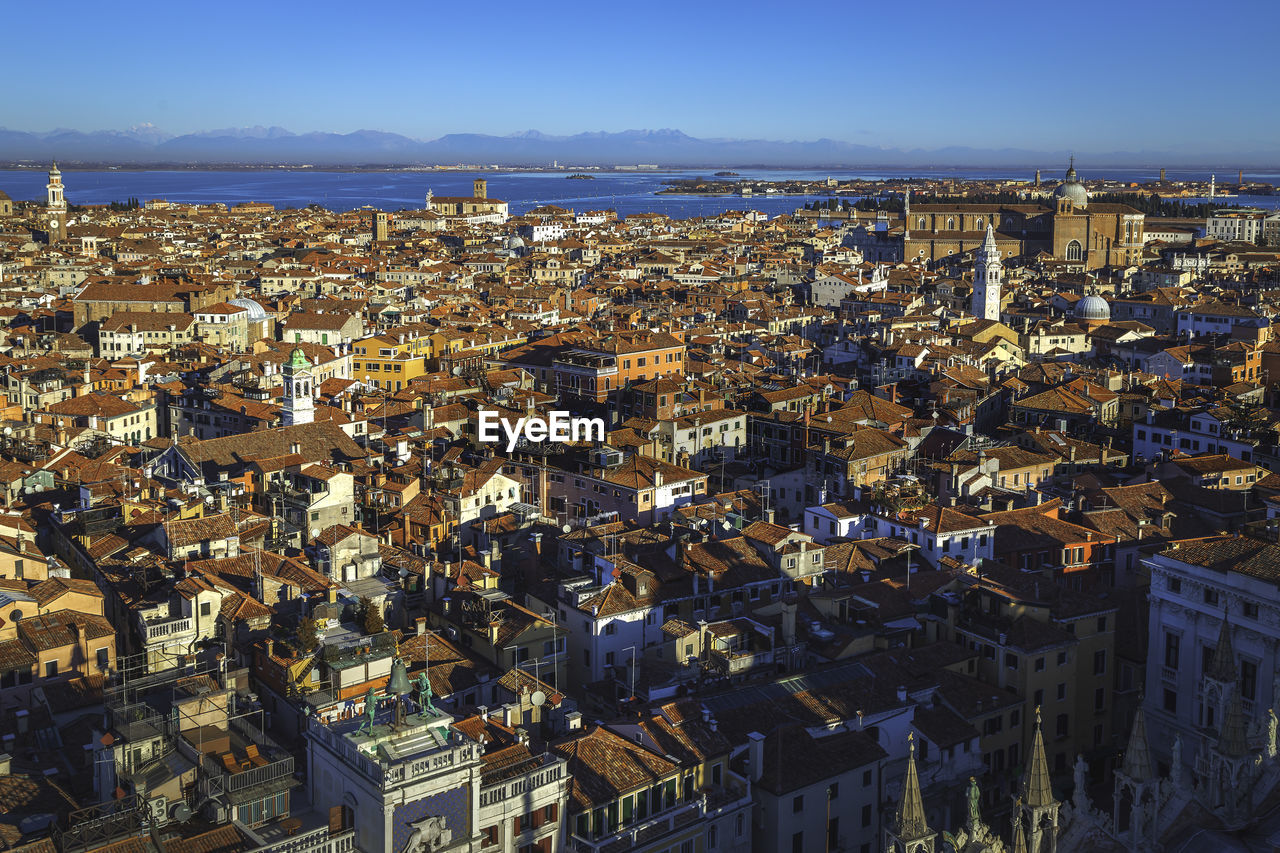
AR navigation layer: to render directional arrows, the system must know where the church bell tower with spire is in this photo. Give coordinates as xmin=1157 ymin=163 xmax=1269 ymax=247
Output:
xmin=1019 ymin=709 xmax=1060 ymax=853
xmin=972 ymin=223 xmax=1002 ymax=321
xmin=282 ymin=347 xmax=315 ymax=426
xmin=45 ymin=161 xmax=67 ymax=243
xmin=885 ymin=733 xmax=937 ymax=853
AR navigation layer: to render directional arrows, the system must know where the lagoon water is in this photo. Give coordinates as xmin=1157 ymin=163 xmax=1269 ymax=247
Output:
xmin=0 ymin=167 xmax=1276 ymax=218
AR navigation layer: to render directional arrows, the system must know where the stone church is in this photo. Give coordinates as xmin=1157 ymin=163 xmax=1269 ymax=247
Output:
xmin=900 ymin=161 xmax=1146 ymax=271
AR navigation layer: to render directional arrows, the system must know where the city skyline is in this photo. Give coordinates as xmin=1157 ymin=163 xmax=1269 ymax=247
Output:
xmin=5 ymin=0 xmax=1278 ymax=161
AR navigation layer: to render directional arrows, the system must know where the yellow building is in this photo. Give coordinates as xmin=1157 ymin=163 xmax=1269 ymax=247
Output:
xmin=351 ymin=333 xmax=430 ymax=390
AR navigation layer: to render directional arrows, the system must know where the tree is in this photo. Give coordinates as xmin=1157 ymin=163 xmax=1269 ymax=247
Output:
xmin=358 ymin=596 xmax=384 ymax=635
xmin=297 ymin=617 xmax=321 ymax=653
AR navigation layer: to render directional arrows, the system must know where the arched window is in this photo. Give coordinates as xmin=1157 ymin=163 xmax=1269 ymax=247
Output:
xmin=918 ymin=217 xmax=926 ymax=230
xmin=946 ymin=218 xmax=955 ymax=230
xmin=1066 ymin=240 xmax=1083 ymax=262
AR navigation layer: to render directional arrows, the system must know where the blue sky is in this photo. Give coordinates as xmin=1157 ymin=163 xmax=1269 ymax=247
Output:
xmin=6 ymin=0 xmax=1277 ymax=155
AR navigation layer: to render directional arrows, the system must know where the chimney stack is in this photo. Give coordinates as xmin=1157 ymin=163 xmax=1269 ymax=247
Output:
xmin=748 ymin=731 xmax=765 ymax=782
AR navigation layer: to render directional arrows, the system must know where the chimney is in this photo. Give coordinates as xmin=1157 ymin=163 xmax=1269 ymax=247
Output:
xmin=415 ymin=617 xmax=428 ymax=636
xmin=478 ymin=705 xmax=489 ymax=722
xmin=565 ymin=711 xmax=583 ymax=731
xmin=747 ymin=731 xmax=765 ymax=782
xmin=781 ymin=600 xmax=797 ymax=646
xmin=265 ymin=638 xmax=275 ymax=658
xmin=896 ymin=685 xmax=907 ymax=703
xmin=0 ymin=754 xmax=8 ymax=775
xmin=504 ymin=703 xmax=522 ymax=728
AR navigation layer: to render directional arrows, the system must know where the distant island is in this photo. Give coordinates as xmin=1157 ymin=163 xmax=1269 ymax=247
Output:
xmin=566 ymin=173 xmax=594 ymax=180
xmin=715 ymin=171 xmax=740 ymax=177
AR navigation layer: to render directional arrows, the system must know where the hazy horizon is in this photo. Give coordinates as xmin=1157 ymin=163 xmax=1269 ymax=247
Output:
xmin=7 ymin=0 xmax=1279 ymax=164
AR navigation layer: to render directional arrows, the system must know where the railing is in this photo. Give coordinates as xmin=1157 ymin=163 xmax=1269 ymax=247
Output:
xmin=252 ymin=827 xmax=356 ymax=853
xmin=711 ymin=648 xmax=772 ymax=675
xmin=1162 ymin=665 xmax=1178 ymax=686
xmin=141 ymin=615 xmax=194 ymax=641
xmin=479 ymin=753 xmax=563 ymax=807
xmin=568 ymin=784 xmax=750 ymax=853
xmin=198 ymin=749 xmax=295 ymax=795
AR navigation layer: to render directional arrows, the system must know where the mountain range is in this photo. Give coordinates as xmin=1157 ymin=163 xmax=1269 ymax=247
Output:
xmin=0 ymin=126 xmax=1270 ymax=168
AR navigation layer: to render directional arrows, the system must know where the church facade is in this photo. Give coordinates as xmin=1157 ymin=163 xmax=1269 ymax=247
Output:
xmin=901 ymin=163 xmax=1145 ymax=271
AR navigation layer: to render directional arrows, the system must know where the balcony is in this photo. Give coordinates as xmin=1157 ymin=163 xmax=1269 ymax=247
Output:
xmin=180 ymin=717 xmax=297 ymax=801
xmin=251 ymin=826 xmax=356 ymax=853
xmin=567 ymin=782 xmax=749 ymax=853
xmin=710 ymin=647 xmax=773 ymax=676
xmin=140 ymin=614 xmax=194 ymax=642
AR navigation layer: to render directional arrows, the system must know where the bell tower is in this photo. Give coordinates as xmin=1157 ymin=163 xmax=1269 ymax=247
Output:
xmin=972 ymin=224 xmax=1002 ymax=321
xmin=46 ymin=161 xmax=67 ymax=243
xmin=884 ymin=734 xmax=936 ymax=853
xmin=282 ymin=347 xmax=315 ymax=426
xmin=1018 ymin=709 xmax=1060 ymax=853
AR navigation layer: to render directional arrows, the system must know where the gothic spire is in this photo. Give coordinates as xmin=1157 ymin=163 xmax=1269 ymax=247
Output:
xmin=1217 ymin=689 xmax=1249 ymax=759
xmin=1120 ymin=704 xmax=1154 ymax=783
xmin=1010 ymin=801 xmax=1028 ymax=853
xmin=1209 ymin=609 xmax=1237 ymax=683
xmin=1022 ymin=708 xmax=1056 ymax=808
xmin=982 ymin=222 xmax=998 ymax=253
xmin=895 ymin=733 xmax=932 ymax=840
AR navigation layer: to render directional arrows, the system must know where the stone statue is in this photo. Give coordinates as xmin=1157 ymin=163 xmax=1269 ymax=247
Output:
xmin=1269 ymin=709 xmax=1277 ymax=760
xmin=966 ymin=776 xmax=982 ymax=827
xmin=1072 ymin=753 xmax=1090 ymax=812
xmin=1169 ymin=734 xmax=1183 ymax=792
xmin=361 ymin=685 xmax=378 ymax=734
xmin=402 ymin=816 xmax=450 ymax=853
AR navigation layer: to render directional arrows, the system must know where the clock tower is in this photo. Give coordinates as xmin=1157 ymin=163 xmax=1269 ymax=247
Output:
xmin=45 ymin=162 xmax=67 ymax=243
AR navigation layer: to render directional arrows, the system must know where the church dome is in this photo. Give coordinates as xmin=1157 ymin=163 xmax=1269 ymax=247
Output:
xmin=505 ymin=235 xmax=526 ymax=251
xmin=1053 ymin=160 xmax=1088 ymax=208
xmin=1075 ymin=294 xmax=1111 ymax=322
xmin=229 ymin=297 xmax=267 ymax=321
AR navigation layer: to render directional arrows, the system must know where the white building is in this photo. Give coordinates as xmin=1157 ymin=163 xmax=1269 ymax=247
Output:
xmin=971 ymin=224 xmax=1002 ymax=322
xmin=1205 ymin=209 xmax=1266 ymax=243
xmin=307 ymin=700 xmax=484 ymax=853
xmin=1142 ymin=536 xmax=1280 ymax=777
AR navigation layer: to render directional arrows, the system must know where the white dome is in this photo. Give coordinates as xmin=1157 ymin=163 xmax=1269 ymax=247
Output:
xmin=1075 ymin=294 xmax=1111 ymax=321
xmin=1052 ymin=161 xmax=1089 ymax=208
xmin=229 ymin=298 xmax=268 ymax=321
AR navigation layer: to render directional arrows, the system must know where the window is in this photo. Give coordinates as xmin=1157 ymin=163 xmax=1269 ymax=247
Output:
xmin=45 ymin=660 xmax=58 ymax=678
xmin=1204 ymin=588 xmax=1220 ymax=606
xmin=96 ymin=647 xmax=109 ymax=669
xmin=1057 ymin=651 xmax=1068 ymax=666
xmin=1241 ymin=660 xmax=1258 ymax=701
xmin=1097 ymin=616 xmax=1107 ymax=632
xmin=1056 ymin=713 xmax=1069 ymax=738
xmin=1095 ymin=686 xmax=1106 ymax=711
xmin=1244 ymin=602 xmax=1259 ymax=620
xmin=1066 ymin=240 xmax=1083 ymax=262
xmin=1057 ymin=683 xmax=1067 ymax=701
xmin=1093 ymin=650 xmax=1106 ymax=675
xmin=1035 ymin=657 xmax=1045 ymax=672
xmin=200 ymin=601 xmax=211 ymax=617
xmin=792 ymin=832 xmax=804 ymax=853
xmin=793 ymin=795 xmax=804 ymax=813
xmin=863 ymin=769 xmax=873 ymax=786
xmin=1164 ymin=633 xmax=1180 ymax=669
xmin=862 ymin=803 xmax=873 ymax=827
xmin=828 ymin=782 xmax=838 ymax=799
xmin=1034 ymin=688 xmax=1044 ymax=707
